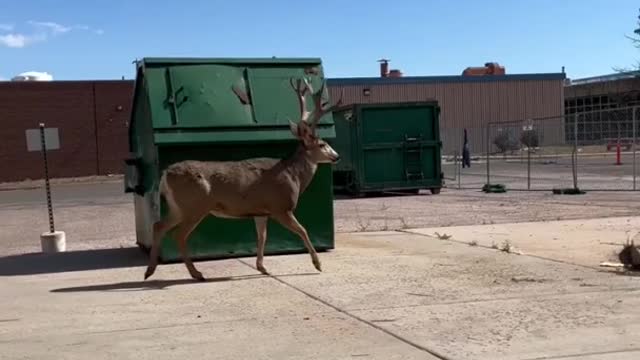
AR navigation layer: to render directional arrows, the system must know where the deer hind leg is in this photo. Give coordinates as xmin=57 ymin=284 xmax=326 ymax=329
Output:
xmin=254 ymin=216 xmax=269 ymax=275
xmin=272 ymin=211 xmax=321 ymax=272
xmin=173 ymin=214 xmax=207 ymax=281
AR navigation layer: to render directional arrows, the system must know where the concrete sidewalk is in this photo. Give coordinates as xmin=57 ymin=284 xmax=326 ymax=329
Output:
xmin=1 ymin=220 xmax=640 ymax=359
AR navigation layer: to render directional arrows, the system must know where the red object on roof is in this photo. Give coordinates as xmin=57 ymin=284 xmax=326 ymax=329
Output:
xmin=462 ymin=62 xmax=506 ymax=76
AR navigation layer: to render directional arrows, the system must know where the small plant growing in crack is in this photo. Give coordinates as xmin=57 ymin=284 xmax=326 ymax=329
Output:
xmin=434 ymin=232 xmax=452 ymax=240
xmin=381 ymin=217 xmax=390 ymax=231
xmin=357 ymin=217 xmax=370 ymax=232
xmin=354 ymin=205 xmax=370 ymax=232
xmin=469 ymin=240 xmax=478 ymax=246
xmin=500 ymin=240 xmax=513 ymax=253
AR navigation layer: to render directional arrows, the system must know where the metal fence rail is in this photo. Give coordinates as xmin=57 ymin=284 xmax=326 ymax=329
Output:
xmin=440 ymin=106 xmax=639 ymax=191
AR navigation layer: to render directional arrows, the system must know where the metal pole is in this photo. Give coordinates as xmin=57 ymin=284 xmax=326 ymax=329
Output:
xmin=634 ymin=107 xmax=637 ymax=191
xmin=454 ymin=150 xmax=462 ymax=190
xmin=527 ymin=147 xmax=531 ymax=190
xmin=39 ymin=123 xmax=55 ymax=233
xmin=486 ymin=125 xmax=490 ymax=186
xmin=573 ymin=114 xmax=578 ymax=190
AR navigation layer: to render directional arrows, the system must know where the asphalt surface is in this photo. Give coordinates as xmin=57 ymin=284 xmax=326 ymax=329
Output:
xmin=0 ymin=181 xmax=128 ymax=208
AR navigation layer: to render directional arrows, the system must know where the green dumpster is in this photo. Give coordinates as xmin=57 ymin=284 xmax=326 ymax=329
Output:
xmin=330 ymin=101 xmax=443 ymax=195
xmin=124 ymin=57 xmax=337 ymax=262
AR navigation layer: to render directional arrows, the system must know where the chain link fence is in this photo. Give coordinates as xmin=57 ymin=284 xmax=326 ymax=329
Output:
xmin=441 ymin=106 xmax=639 ymax=191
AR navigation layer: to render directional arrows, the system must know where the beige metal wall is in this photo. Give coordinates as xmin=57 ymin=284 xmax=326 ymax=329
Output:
xmin=327 ymin=78 xmax=565 ymax=154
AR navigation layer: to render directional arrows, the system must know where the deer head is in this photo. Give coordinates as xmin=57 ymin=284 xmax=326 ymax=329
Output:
xmin=288 ymin=77 xmax=343 ymax=164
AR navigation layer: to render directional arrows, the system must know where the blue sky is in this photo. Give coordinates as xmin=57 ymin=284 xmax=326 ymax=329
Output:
xmin=1 ymin=0 xmax=639 ymax=81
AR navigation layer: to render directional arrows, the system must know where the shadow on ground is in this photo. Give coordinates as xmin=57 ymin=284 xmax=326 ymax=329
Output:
xmin=0 ymin=247 xmax=148 ymax=276
xmin=49 ymin=272 xmax=318 ymax=293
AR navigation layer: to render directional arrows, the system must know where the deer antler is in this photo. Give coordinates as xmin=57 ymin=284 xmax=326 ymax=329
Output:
xmin=290 ymin=78 xmax=311 ymax=122
xmin=308 ymin=80 xmax=343 ymax=132
xmin=290 ymin=77 xmax=344 ymax=133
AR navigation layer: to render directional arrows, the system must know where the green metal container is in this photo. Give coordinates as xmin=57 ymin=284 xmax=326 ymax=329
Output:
xmin=330 ymin=101 xmax=443 ymax=195
xmin=124 ymin=57 xmax=337 ymax=262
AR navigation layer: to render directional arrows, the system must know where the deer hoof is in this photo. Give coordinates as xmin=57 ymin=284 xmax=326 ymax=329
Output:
xmin=257 ymin=264 xmax=269 ymax=275
xmin=313 ymin=259 xmax=322 ymax=272
xmin=191 ymin=271 xmax=206 ymax=282
xmin=144 ymin=267 xmax=155 ymax=280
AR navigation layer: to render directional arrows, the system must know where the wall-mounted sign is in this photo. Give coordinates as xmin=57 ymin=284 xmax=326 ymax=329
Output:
xmin=25 ymin=127 xmax=60 ymax=152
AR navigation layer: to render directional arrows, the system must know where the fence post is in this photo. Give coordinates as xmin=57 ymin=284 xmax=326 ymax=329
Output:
xmin=527 ymin=147 xmax=531 ymax=190
xmin=573 ymin=114 xmax=579 ymax=190
xmin=456 ymin=149 xmax=462 ymax=189
xmin=634 ymin=107 xmax=637 ymax=191
xmin=486 ymin=125 xmax=490 ymax=186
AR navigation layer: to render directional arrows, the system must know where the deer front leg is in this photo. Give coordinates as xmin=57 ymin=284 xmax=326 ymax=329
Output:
xmin=145 ymin=216 xmax=180 ymax=280
xmin=272 ymin=211 xmax=321 ymax=272
xmin=254 ymin=216 xmax=269 ymax=275
xmin=173 ymin=215 xmax=206 ymax=281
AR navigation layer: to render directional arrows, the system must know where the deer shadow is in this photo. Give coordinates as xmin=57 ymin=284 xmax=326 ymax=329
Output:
xmin=49 ymin=272 xmax=318 ymax=293
xmin=0 ymin=247 xmax=148 ymax=277
xmin=0 ymin=246 xmax=320 ymax=293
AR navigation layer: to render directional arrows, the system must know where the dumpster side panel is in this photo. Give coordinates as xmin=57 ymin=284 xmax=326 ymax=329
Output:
xmin=130 ymin=80 xmax=161 ymax=249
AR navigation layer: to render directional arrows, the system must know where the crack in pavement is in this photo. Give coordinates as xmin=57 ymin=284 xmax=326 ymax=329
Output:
xmin=235 ymin=258 xmax=452 ymax=360
xmin=522 ymin=347 xmax=640 ymax=359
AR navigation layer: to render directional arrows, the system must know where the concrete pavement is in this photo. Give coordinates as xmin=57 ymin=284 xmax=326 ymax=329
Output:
xmin=2 ymin=219 xmax=640 ymax=360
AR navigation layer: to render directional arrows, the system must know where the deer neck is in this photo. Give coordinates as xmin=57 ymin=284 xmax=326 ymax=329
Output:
xmin=284 ymin=145 xmax=318 ymax=193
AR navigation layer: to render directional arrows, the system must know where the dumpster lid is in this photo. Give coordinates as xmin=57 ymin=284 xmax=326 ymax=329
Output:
xmin=130 ymin=57 xmax=336 ymax=145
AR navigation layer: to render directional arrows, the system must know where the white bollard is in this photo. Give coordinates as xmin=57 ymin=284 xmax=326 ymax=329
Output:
xmin=40 ymin=231 xmax=66 ymax=253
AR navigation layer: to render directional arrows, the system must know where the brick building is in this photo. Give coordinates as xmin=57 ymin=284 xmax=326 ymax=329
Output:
xmin=0 ymin=80 xmax=134 ymax=182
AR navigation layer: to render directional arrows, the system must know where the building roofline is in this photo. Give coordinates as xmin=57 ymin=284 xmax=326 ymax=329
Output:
xmin=327 ymin=72 xmax=566 ymax=86
xmin=0 ymin=79 xmax=134 ymax=85
xmin=567 ymin=71 xmax=640 ymax=86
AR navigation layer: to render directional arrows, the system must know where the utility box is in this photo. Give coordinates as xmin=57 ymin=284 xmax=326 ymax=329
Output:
xmin=125 ymin=57 xmax=337 ymax=262
xmin=331 ymin=102 xmax=443 ymax=195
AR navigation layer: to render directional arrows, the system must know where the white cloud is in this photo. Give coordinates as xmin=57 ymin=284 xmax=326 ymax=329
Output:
xmin=28 ymin=21 xmax=71 ymax=35
xmin=75 ymin=24 xmax=104 ymax=35
xmin=0 ymin=33 xmax=46 ymax=48
xmin=0 ymin=20 xmax=104 ymax=48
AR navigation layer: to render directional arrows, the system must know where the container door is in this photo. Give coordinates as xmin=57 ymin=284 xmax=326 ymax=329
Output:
xmin=359 ymin=104 xmax=441 ymax=189
xmin=402 ymin=134 xmax=425 ymax=180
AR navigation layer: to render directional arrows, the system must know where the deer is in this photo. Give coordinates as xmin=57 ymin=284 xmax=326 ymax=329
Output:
xmin=144 ymin=76 xmax=343 ymax=281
